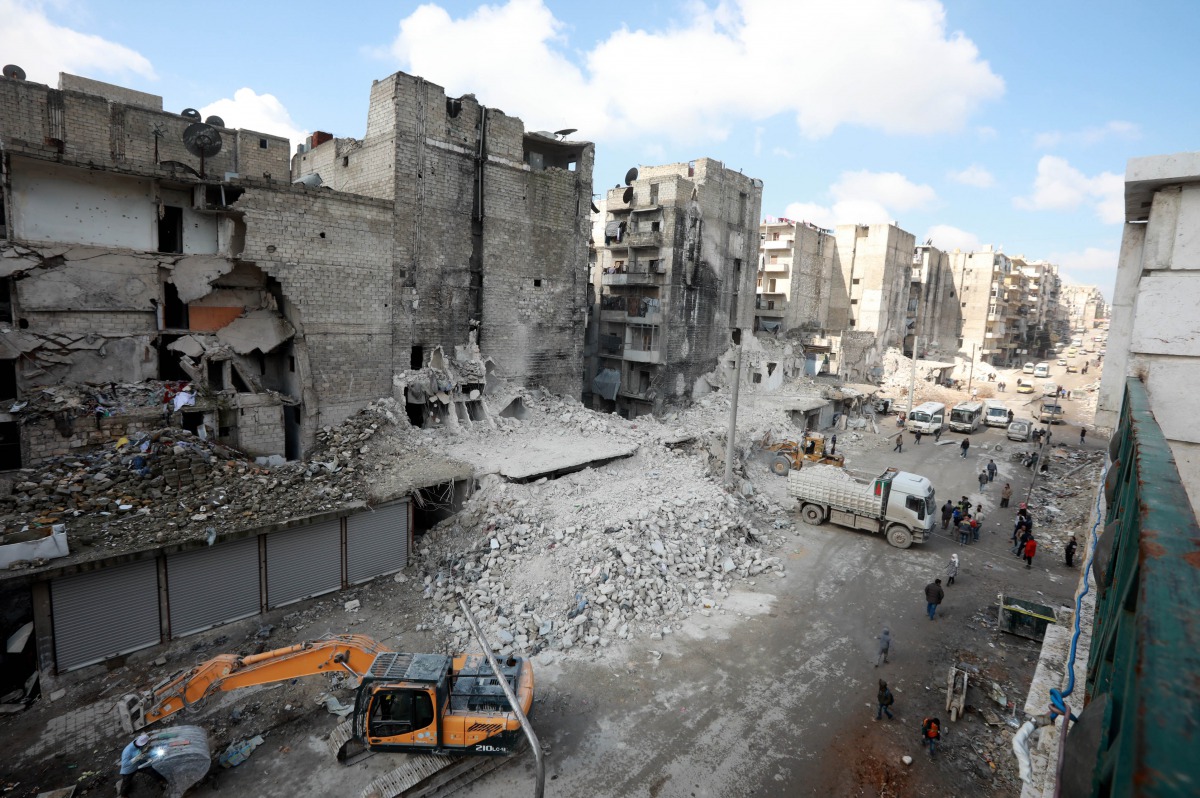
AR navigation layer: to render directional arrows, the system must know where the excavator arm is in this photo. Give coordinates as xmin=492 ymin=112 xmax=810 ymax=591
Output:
xmin=119 ymin=634 xmax=390 ymax=731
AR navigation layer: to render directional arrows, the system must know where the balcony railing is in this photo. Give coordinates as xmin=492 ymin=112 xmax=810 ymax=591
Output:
xmin=627 ymin=231 xmax=662 ymax=248
xmin=1064 ymin=378 xmax=1199 ymax=794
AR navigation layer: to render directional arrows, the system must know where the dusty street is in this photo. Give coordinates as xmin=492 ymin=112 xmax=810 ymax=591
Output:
xmin=1 ymin=366 xmax=1102 ymax=798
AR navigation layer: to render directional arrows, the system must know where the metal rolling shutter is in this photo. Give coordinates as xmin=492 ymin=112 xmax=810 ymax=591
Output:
xmin=346 ymin=501 xmax=409 ymax=584
xmin=52 ymin=560 xmax=160 ymax=671
xmin=167 ymin=537 xmax=261 ymax=638
xmin=266 ymin=520 xmax=340 ymax=608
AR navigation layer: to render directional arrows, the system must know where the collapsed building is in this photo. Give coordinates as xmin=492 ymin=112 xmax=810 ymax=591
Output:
xmin=586 ymin=159 xmax=763 ymax=417
xmin=0 ymin=69 xmax=594 ymax=467
xmin=0 ymin=68 xmax=593 ymax=679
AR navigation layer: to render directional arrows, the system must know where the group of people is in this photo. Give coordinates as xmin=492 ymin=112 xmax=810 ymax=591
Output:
xmin=874 ymin=679 xmax=942 ymax=757
xmin=941 ymin=496 xmax=984 ymax=545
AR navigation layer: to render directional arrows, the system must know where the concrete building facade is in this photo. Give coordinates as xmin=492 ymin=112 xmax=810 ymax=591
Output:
xmin=0 ymin=69 xmax=593 ymax=467
xmin=1096 ymin=151 xmax=1200 ymax=517
xmin=589 ymin=159 xmax=762 ymax=417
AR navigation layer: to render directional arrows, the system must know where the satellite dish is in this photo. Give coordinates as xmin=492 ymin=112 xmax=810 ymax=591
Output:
xmin=181 ymin=108 xmax=201 ymax=120
xmin=625 ymin=167 xmax=639 ymax=185
xmin=2 ymin=64 xmax=26 ymax=80
xmin=183 ymin=122 xmax=223 ymax=177
xmin=204 ymin=115 xmax=226 ymax=128
xmin=622 ymin=186 xmax=633 ymax=204
xmin=554 ymin=128 xmax=577 ymax=140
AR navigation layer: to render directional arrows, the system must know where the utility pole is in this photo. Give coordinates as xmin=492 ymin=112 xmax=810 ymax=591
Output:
xmin=724 ymin=337 xmax=743 ymax=486
xmin=967 ymin=343 xmax=976 ymax=394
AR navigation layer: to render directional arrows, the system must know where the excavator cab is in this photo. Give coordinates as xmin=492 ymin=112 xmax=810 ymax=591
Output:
xmin=351 ymin=653 xmax=446 ymax=754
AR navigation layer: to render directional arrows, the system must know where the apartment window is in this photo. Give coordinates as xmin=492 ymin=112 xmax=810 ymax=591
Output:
xmin=259 ymin=138 xmax=268 ymax=149
xmin=649 ymin=183 xmax=659 ymax=205
xmin=756 ymin=276 xmax=763 ymax=288
xmin=772 ymin=232 xmax=780 ymax=241
xmin=849 ymin=319 xmax=856 ymax=327
xmin=651 ymin=221 xmax=660 ymax=232
xmin=852 ymin=278 xmax=861 ymax=285
xmin=851 ymin=299 xmax=858 ymax=305
xmin=768 ymin=279 xmax=777 ymax=292
xmin=770 ymin=255 xmax=779 ymax=264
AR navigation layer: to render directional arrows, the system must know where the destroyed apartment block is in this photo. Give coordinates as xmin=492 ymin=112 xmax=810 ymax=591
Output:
xmin=0 ymin=66 xmax=594 ymax=681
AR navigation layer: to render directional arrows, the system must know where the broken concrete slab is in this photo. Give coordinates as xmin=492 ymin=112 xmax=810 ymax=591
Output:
xmin=216 ymin=309 xmax=295 ymax=355
xmin=167 ymin=335 xmax=208 ymax=359
xmin=6 ymin=621 xmax=33 ymax=653
xmin=169 ymin=256 xmax=235 ymax=303
xmin=445 ymin=433 xmax=638 ymax=482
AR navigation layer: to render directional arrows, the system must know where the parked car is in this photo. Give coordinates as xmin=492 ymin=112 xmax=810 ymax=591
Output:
xmin=1042 ymin=382 xmax=1058 ymax=397
xmin=1057 ymin=358 xmax=1067 ymax=366
xmin=1007 ymin=419 xmax=1033 ymax=441
xmin=1022 ymin=362 xmax=1036 ymax=374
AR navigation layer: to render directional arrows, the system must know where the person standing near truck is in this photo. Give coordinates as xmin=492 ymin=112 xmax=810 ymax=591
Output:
xmin=924 ymin=579 xmax=944 ymax=620
xmin=941 ymin=501 xmax=954 ymax=530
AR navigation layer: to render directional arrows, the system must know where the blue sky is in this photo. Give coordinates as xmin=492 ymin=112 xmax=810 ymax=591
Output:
xmin=5 ymin=0 xmax=1197 ymax=299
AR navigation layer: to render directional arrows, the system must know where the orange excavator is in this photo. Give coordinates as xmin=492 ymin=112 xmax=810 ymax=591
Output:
xmin=118 ymin=634 xmax=534 ymax=761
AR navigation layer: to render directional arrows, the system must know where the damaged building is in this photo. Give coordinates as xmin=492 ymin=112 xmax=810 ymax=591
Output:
xmin=0 ymin=67 xmax=593 ymax=679
xmin=0 ymin=69 xmax=594 ymax=466
xmin=588 ymin=159 xmax=762 ymax=417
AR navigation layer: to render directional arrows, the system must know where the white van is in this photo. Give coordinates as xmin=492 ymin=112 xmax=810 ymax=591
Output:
xmin=949 ymin=401 xmax=983 ymax=433
xmin=1022 ymin=362 xmax=1036 ymax=374
xmin=983 ymin=399 xmax=1010 ymax=428
xmin=1042 ymin=382 xmax=1058 ymax=397
xmin=1034 ymin=362 xmax=1050 ymax=378
xmin=906 ymin=402 xmax=946 ymax=434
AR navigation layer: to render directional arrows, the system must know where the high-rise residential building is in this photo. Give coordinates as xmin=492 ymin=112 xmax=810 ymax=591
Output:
xmin=949 ymin=246 xmax=1018 ymax=367
xmin=910 ymin=243 xmax=962 ymax=359
xmin=590 ymin=159 xmax=762 ymax=418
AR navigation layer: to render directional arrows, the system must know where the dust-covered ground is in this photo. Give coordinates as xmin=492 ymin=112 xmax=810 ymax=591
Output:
xmin=0 ymin=361 xmax=1104 ymax=798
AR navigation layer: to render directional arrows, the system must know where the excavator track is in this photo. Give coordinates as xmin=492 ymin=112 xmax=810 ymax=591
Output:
xmin=328 ymin=719 xmax=374 ymax=766
xmin=358 ymin=750 xmax=518 ymax=798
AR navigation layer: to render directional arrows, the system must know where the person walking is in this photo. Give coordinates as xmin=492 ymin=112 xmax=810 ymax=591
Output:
xmin=914 ymin=430 xmax=923 ymax=445
xmin=978 ymin=470 xmax=988 ymax=491
xmin=941 ymin=500 xmax=954 ymax=530
xmin=1023 ymin=535 xmax=1038 ymax=569
xmin=925 ymin=579 xmax=945 ymax=620
xmin=876 ymin=679 xmax=895 ymax=720
xmin=959 ymin=438 xmax=970 ymax=459
xmin=933 ymin=425 xmax=942 ymax=443
xmin=893 ymin=432 xmax=904 ymax=453
xmin=1000 ymin=482 xmax=1012 ymax=508
xmin=875 ymin=627 xmax=892 ymax=667
xmin=987 ymin=459 xmax=997 ymax=482
xmin=946 ymin=553 xmax=959 ymax=585
xmin=1065 ymin=536 xmax=1078 ymax=568
xmin=1014 ymin=524 xmax=1031 ymax=557
xmin=1079 ymin=427 xmax=1086 ymax=446
xmin=1007 ymin=408 xmax=1015 ymax=423
xmin=830 ymin=434 xmax=838 ymax=455
xmin=921 ymin=717 xmax=942 ymax=758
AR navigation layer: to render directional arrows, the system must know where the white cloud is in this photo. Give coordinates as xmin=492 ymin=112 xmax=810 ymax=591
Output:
xmin=1034 ymin=120 xmax=1141 ymax=150
xmin=947 ymin=164 xmax=994 ymax=188
xmin=1050 ymin=247 xmax=1118 ymax=298
xmin=924 ymin=224 xmax=981 ymax=252
xmin=387 ymin=0 xmax=1004 ymax=142
xmin=782 ymin=169 xmax=936 ymax=227
xmin=200 ymin=89 xmax=308 ymax=150
xmin=0 ymin=0 xmax=155 ymax=84
xmin=833 ymin=170 xmax=937 ymax=210
xmin=976 ymin=126 xmax=998 ymax=140
xmin=1014 ymin=156 xmax=1124 ymax=224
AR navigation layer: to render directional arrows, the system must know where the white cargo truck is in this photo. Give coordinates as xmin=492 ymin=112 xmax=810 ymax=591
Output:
xmin=787 ymin=465 xmax=935 ymax=549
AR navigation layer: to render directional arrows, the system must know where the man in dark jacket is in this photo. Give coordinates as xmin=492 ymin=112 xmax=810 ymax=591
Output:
xmin=941 ymin=501 xmax=954 ymax=530
xmin=876 ymin=679 xmax=895 ymax=720
xmin=924 ymin=579 xmax=944 ymax=620
xmin=1065 ymin=536 xmax=1078 ymax=568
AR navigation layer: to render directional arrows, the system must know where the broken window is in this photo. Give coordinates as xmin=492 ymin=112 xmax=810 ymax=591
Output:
xmin=162 ymin=283 xmax=188 ymax=329
xmin=0 ymin=422 xmax=20 ymax=470
xmin=181 ymin=411 xmax=203 ymax=434
xmin=207 ymin=360 xmax=225 ymax=390
xmin=410 ymin=346 xmax=424 ymax=370
xmin=0 ymin=360 xmax=16 ymax=401
xmin=649 ymin=184 xmax=659 ymax=205
xmin=158 ymin=206 xmax=183 ymax=254
xmin=0 ymin=280 xmax=11 ymax=324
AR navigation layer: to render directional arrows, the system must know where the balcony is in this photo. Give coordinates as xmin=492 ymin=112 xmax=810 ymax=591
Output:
xmin=1057 ymin=379 xmax=1200 ymax=794
xmin=627 ymin=231 xmax=663 ymax=248
xmin=602 ymin=270 xmax=661 ymax=286
xmin=762 ymin=259 xmax=790 ymax=272
xmin=762 ymin=239 xmax=793 ymax=250
xmin=623 ymin=348 xmax=662 ymax=364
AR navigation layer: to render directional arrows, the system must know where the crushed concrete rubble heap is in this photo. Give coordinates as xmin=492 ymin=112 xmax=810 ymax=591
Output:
xmin=413 ymin=392 xmax=789 ymax=657
xmin=0 ymin=399 xmax=419 ymax=565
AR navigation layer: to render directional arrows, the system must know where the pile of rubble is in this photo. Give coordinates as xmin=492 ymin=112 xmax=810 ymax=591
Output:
xmin=0 ymin=400 xmax=425 ymax=566
xmin=412 ymin=407 xmax=788 ymax=658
